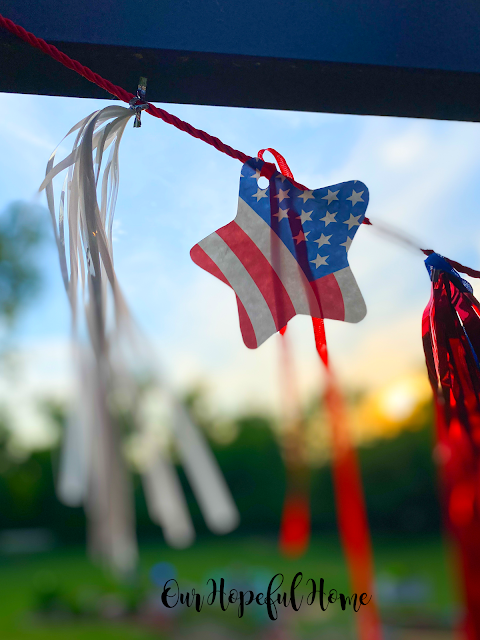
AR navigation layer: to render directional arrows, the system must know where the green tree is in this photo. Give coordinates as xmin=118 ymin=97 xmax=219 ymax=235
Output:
xmin=0 ymin=201 xmax=45 ymax=323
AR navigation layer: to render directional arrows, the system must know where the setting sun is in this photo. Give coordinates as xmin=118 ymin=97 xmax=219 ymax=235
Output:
xmin=354 ymin=372 xmax=432 ymax=442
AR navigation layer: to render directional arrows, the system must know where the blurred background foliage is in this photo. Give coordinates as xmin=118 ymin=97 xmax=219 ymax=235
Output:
xmin=0 ymin=199 xmax=453 ymax=638
xmin=0 ymin=201 xmax=442 ymax=545
xmin=0 ymin=201 xmax=45 ymax=326
xmin=0 ymin=394 xmax=441 ymax=543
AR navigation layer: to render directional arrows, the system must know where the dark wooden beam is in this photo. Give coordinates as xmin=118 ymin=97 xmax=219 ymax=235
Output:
xmin=2 ymin=0 xmax=480 ymax=121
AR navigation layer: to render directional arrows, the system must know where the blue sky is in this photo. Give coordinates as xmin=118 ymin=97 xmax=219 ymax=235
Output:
xmin=1 ymin=91 xmax=480 ymax=446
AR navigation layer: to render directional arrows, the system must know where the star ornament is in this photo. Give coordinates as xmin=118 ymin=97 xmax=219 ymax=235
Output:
xmin=191 ymin=158 xmax=368 ymax=349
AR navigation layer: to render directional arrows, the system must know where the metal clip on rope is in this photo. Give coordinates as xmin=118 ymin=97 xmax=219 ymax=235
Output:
xmin=129 ymin=77 xmax=148 ymax=128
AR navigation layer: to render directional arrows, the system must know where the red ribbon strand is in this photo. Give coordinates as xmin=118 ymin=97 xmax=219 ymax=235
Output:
xmin=266 ymin=148 xmax=382 ymax=639
xmin=313 ymin=317 xmax=383 ymax=640
xmin=0 ymin=13 xmax=249 ymax=164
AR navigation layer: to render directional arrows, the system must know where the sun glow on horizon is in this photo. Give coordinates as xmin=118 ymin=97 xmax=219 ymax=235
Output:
xmin=354 ymin=372 xmax=432 ymax=442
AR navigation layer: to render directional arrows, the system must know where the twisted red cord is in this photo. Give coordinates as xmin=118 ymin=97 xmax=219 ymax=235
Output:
xmin=0 ymin=15 xmax=429 ymax=229
xmin=3 ymin=13 xmax=480 ymax=281
xmin=0 ymin=13 xmax=250 ymax=164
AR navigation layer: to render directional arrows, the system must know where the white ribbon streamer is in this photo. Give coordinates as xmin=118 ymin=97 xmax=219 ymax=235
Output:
xmin=40 ymin=105 xmax=239 ymax=573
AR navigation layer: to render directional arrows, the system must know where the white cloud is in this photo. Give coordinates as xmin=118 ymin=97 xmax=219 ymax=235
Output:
xmin=380 ymin=126 xmax=430 ymax=168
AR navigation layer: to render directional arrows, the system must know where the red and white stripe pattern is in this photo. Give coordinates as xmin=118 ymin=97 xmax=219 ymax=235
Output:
xmin=191 ymin=194 xmax=366 ymax=349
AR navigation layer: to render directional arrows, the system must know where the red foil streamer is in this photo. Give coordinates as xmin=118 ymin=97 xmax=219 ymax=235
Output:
xmin=423 ymin=258 xmax=480 ymax=639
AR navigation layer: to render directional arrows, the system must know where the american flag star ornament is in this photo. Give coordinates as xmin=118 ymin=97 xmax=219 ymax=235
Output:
xmin=191 ymin=157 xmax=368 ymax=349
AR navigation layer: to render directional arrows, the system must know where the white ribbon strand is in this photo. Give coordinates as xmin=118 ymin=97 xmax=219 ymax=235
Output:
xmin=40 ymin=105 xmax=239 ymax=573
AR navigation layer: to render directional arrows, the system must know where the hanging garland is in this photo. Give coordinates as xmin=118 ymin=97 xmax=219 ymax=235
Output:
xmin=2 ymin=12 xmax=480 ymax=639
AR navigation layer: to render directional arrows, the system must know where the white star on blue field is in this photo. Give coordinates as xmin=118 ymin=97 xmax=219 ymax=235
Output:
xmin=241 ymin=157 xmax=368 ymax=281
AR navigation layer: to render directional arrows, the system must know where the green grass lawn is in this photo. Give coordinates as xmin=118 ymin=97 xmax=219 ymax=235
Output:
xmin=0 ymin=534 xmax=459 ymax=640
